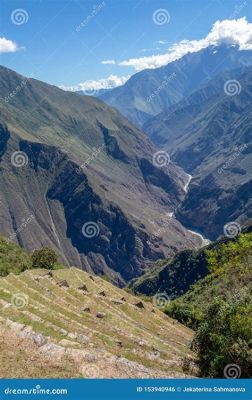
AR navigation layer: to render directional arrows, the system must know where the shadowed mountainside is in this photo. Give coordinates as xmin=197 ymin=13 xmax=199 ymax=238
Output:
xmin=0 ymin=65 xmax=200 ymax=284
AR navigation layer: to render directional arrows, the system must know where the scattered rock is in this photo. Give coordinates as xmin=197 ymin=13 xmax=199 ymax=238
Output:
xmin=33 ymin=333 xmax=48 ymax=347
xmin=17 ymin=326 xmax=34 ymax=339
xmin=78 ymin=284 xmax=88 ymax=292
xmin=134 ymin=301 xmax=145 ymax=309
xmin=3 ymin=303 xmax=12 ymax=309
xmin=40 ymin=343 xmax=66 ymax=360
xmin=77 ymin=334 xmax=90 ymax=344
xmin=56 ymin=280 xmax=69 ymax=288
xmin=59 ymin=339 xmax=80 ymax=347
xmin=6 ymin=321 xmax=24 ymax=332
xmin=96 ymin=312 xmax=106 ymax=319
xmin=110 ymin=298 xmax=124 ymax=305
xmin=116 ymin=340 xmax=123 ymax=347
xmin=23 ymin=310 xmax=43 ymax=322
xmin=60 ymin=328 xmax=68 ymax=336
xmin=68 ymin=332 xmax=77 ymax=340
xmin=98 ymin=291 xmax=106 ymax=297
xmin=147 ymin=351 xmax=160 ymax=360
xmin=81 ymin=306 xmax=91 ymax=313
xmin=43 ymin=271 xmax=53 ymax=278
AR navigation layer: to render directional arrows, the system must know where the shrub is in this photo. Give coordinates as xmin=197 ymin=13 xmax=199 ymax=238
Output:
xmin=31 ymin=248 xmax=58 ymax=270
xmin=192 ymin=297 xmax=252 ymax=378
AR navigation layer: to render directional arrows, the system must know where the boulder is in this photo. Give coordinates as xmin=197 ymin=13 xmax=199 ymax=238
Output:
xmin=43 ymin=271 xmax=53 ymax=278
xmin=110 ymin=298 xmax=124 ymax=305
xmin=56 ymin=280 xmax=69 ymax=288
xmin=39 ymin=343 xmax=66 ymax=360
xmin=96 ymin=312 xmax=106 ymax=319
xmin=78 ymin=284 xmax=88 ymax=292
xmin=98 ymin=291 xmax=106 ymax=297
xmin=82 ymin=306 xmax=91 ymax=313
xmin=78 ymin=334 xmax=90 ymax=344
xmin=134 ymin=301 xmax=145 ymax=309
xmin=33 ymin=333 xmax=48 ymax=347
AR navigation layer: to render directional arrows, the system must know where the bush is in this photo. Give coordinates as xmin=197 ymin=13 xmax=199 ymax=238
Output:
xmin=32 ymin=248 xmax=58 ymax=270
xmin=192 ymin=297 xmax=252 ymax=378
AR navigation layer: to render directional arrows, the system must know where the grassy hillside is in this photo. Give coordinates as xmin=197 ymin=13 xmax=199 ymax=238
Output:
xmin=129 ymin=247 xmax=209 ymax=298
xmin=165 ymin=229 xmax=252 ymax=377
xmin=165 ymin=229 xmax=252 ymax=327
xmin=0 ymin=265 xmax=195 ymax=378
xmin=0 ymin=235 xmax=31 ymax=277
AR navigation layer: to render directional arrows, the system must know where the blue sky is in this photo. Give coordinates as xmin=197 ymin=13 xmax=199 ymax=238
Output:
xmin=0 ymin=0 xmax=251 ymax=90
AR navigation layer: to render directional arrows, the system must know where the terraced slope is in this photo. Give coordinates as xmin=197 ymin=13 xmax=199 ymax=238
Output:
xmin=0 ymin=268 xmax=195 ymax=378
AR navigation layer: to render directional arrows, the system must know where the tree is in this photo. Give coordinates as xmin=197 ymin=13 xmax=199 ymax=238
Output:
xmin=192 ymin=297 xmax=252 ymax=378
xmin=32 ymin=248 xmax=58 ymax=270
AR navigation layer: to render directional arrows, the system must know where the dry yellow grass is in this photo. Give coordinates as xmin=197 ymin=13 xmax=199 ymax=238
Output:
xmin=0 ymin=268 xmax=196 ymax=378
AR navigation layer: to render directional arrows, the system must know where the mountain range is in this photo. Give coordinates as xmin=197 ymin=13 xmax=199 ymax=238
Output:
xmin=0 ymin=65 xmax=202 ymax=286
xmin=98 ymin=45 xmax=252 ymax=128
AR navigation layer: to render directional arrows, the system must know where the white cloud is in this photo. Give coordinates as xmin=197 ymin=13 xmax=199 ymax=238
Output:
xmin=0 ymin=37 xmax=18 ymax=53
xmin=60 ymin=74 xmax=131 ymax=92
xmin=101 ymin=60 xmax=116 ymax=65
xmin=119 ymin=18 xmax=252 ymax=71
